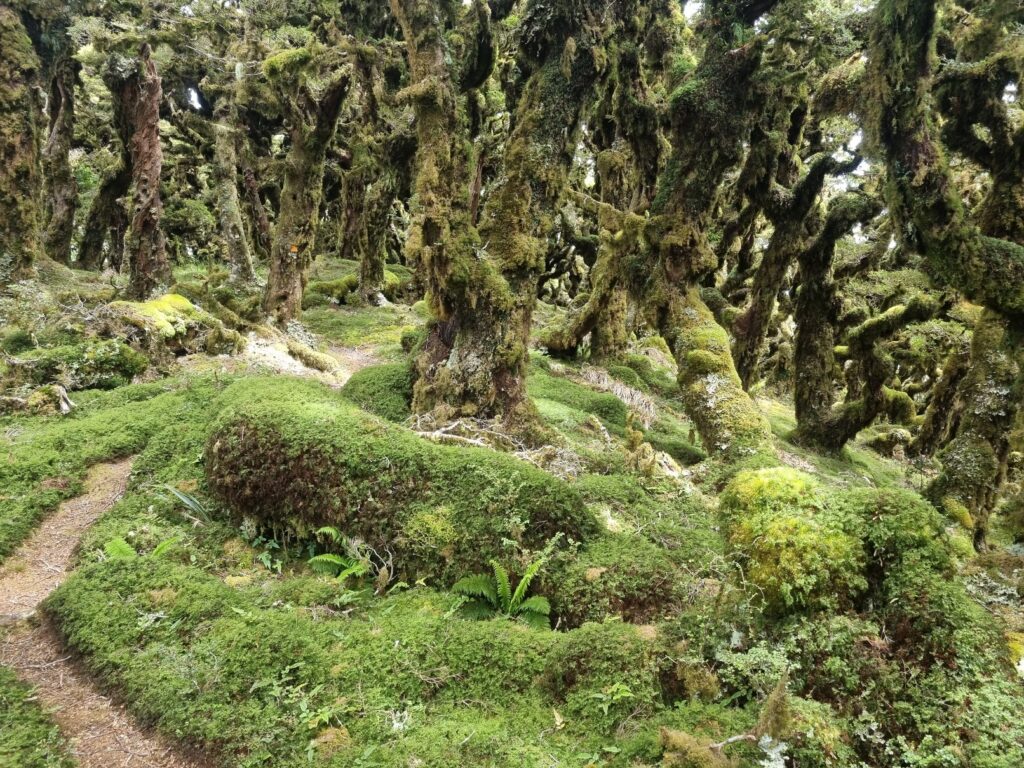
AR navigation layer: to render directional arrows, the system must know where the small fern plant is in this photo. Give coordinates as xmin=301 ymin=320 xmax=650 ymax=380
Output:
xmin=451 ymin=558 xmax=551 ymax=629
xmin=308 ymin=526 xmax=370 ymax=584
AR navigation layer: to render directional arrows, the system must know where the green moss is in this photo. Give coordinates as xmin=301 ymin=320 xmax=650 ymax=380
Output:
xmin=108 ymin=293 xmax=244 ymax=355
xmin=547 ymin=534 xmax=694 ymax=627
xmin=605 ymin=363 xmax=647 ymax=391
xmin=339 ymin=363 xmax=414 ymax=422
xmin=543 ymin=621 xmax=663 ymax=731
xmin=262 ymin=47 xmax=313 ymax=78
xmin=6 ymin=339 xmax=148 ymax=391
xmin=527 ymin=370 xmax=628 ymax=429
xmin=205 ymin=378 xmax=598 ymax=580
xmin=0 ymin=376 xmax=228 ymax=562
xmin=0 ymin=666 xmax=74 ymax=768
xmin=721 ymin=469 xmax=867 ymax=614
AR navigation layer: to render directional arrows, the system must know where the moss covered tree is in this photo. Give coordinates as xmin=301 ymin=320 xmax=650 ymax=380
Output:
xmin=105 ymin=45 xmax=171 ymax=299
xmin=868 ymin=0 xmax=1024 ymax=547
xmin=261 ymin=46 xmax=351 ymax=323
xmin=0 ymin=5 xmax=42 ymax=284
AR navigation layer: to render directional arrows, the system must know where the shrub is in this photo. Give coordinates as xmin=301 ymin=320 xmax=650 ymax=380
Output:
xmin=205 ymin=379 xmax=597 ymax=580
xmin=339 ymin=362 xmax=414 ymax=422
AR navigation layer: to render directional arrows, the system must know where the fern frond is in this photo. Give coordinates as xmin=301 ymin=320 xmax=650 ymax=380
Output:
xmin=336 ymin=561 xmax=370 ymax=583
xmin=315 ymin=526 xmax=343 ymax=543
xmin=460 ymin=599 xmax=498 ymax=621
xmin=519 ymin=609 xmax=551 ymax=630
xmin=510 ymin=557 xmax=546 ymax=611
xmin=516 ymin=595 xmax=550 ymax=616
xmin=309 ymin=553 xmax=351 ymax=575
xmin=491 ymin=560 xmax=512 ymax=612
xmin=451 ymin=574 xmax=497 ymax=607
xmin=104 ymin=537 xmax=137 ymax=560
xmin=151 ymin=537 xmax=180 ymax=558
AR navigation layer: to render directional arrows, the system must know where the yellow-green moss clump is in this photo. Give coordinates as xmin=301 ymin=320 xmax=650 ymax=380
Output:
xmin=205 ymin=378 xmax=598 ymax=580
xmin=106 ymin=293 xmax=244 ymax=356
xmin=720 ymin=468 xmax=866 ymax=614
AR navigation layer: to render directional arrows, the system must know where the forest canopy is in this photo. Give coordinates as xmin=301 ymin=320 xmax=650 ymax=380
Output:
xmin=2 ymin=0 xmax=1024 ymax=766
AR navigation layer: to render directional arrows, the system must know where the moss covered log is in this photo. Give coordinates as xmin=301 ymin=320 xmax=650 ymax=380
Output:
xmin=205 ymin=379 xmax=599 ymax=579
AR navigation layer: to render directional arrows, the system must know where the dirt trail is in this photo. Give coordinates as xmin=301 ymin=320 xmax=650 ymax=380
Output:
xmin=0 ymin=458 xmax=210 ymax=768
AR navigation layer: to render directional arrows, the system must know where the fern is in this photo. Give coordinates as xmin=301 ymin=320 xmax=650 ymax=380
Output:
xmin=315 ymin=526 xmax=343 ymax=543
xmin=104 ymin=537 xmax=137 ymax=559
xmin=309 ymin=552 xmax=353 ymax=576
xmin=451 ymin=557 xmax=551 ymax=629
xmin=491 ymin=559 xmax=513 ymax=612
xmin=451 ymin=574 xmax=498 ymax=607
xmin=151 ymin=537 xmax=180 ymax=558
xmin=510 ymin=557 xmax=545 ymax=612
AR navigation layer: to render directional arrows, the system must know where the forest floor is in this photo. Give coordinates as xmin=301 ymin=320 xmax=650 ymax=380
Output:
xmin=0 ymin=458 xmax=209 ymax=768
xmin=3 ymin=259 xmax=1024 ymax=767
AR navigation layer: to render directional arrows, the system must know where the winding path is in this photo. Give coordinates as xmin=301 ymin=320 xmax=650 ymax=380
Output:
xmin=0 ymin=459 xmax=210 ymax=768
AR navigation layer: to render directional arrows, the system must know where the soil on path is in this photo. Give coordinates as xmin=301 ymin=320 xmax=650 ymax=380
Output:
xmin=0 ymin=459 xmax=211 ymax=768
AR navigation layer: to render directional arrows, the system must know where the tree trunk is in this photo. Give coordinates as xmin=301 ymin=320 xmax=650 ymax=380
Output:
xmin=240 ymin=152 xmax=272 ymax=262
xmin=792 ymin=193 xmax=884 ymax=452
xmin=106 ymin=46 xmax=170 ymax=299
xmin=41 ymin=46 xmax=78 ymax=264
xmin=0 ymin=7 xmax=42 ymax=285
xmin=929 ymin=312 xmax=1023 ymax=550
xmin=357 ymin=177 xmax=394 ymax=304
xmin=78 ymin=165 xmax=130 ymax=270
xmin=660 ymin=287 xmax=774 ymax=461
xmin=908 ymin=345 xmax=970 ymax=458
xmin=263 ymin=76 xmax=349 ymax=323
xmin=213 ymin=106 xmax=255 ymax=283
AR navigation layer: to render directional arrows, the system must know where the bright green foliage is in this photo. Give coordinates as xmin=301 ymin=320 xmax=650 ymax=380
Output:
xmin=339 ymin=363 xmax=414 ymax=422
xmin=0 ymin=667 xmax=75 ymax=768
xmin=452 ymin=557 xmax=552 ymax=629
xmin=527 ymin=369 xmax=628 ymax=429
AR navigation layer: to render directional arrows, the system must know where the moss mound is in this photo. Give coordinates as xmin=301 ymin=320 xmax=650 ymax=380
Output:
xmin=527 ymin=369 xmax=628 ymax=429
xmin=339 ymin=362 xmax=414 ymax=422
xmin=3 ymin=338 xmax=148 ymax=391
xmin=548 ymin=534 xmax=694 ymax=627
xmin=205 ymin=379 xmax=598 ymax=578
xmin=720 ymin=468 xmax=867 ymax=614
xmin=0 ymin=666 xmax=74 ymax=768
xmin=105 ymin=293 xmax=244 ymax=357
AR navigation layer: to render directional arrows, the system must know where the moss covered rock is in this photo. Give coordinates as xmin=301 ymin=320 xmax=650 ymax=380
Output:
xmin=205 ymin=379 xmax=597 ymax=579
xmin=105 ymin=293 xmax=244 ymax=357
xmin=4 ymin=338 xmax=148 ymax=391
